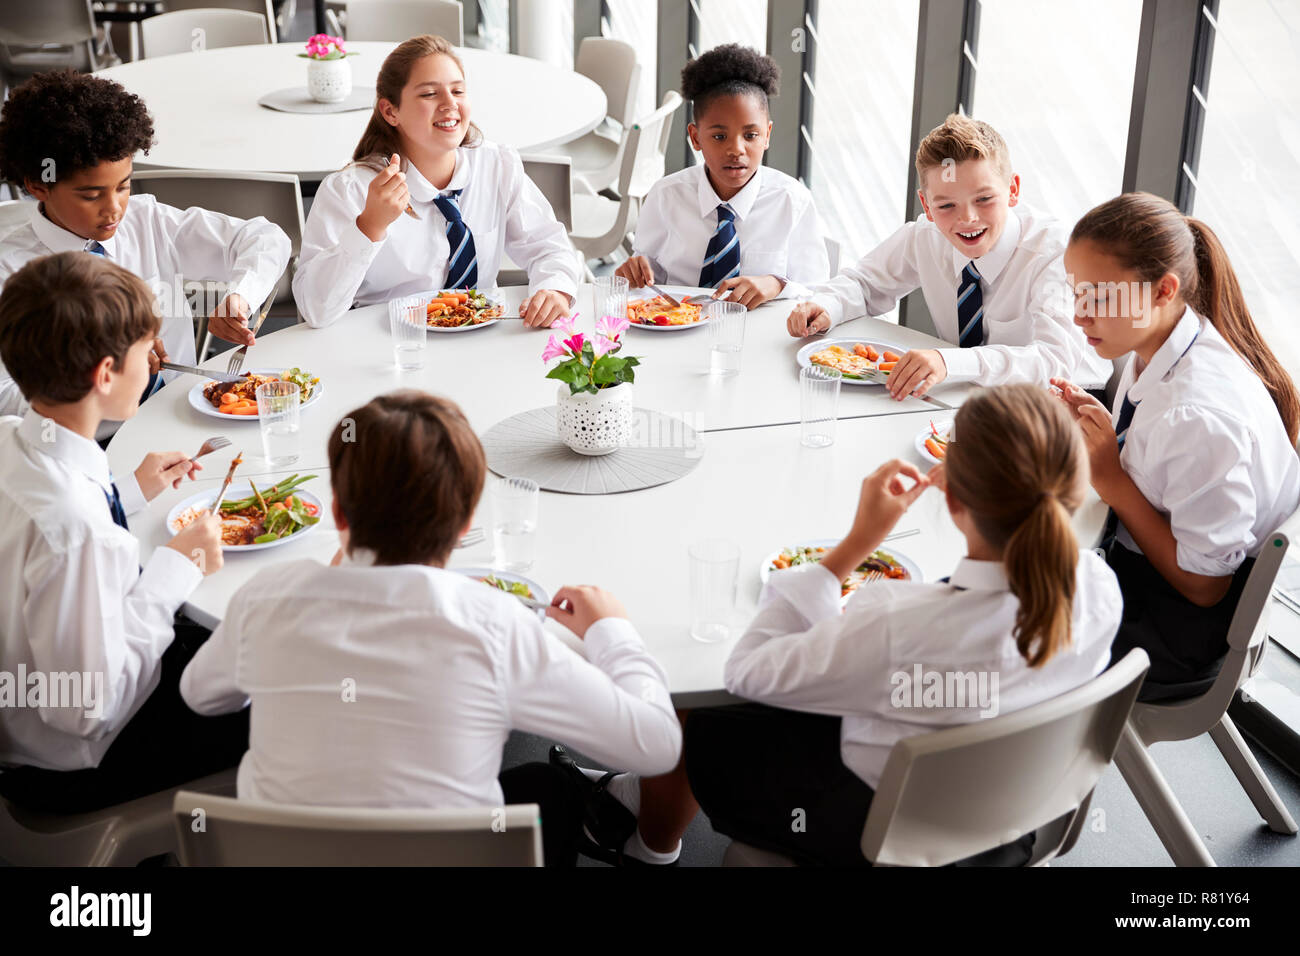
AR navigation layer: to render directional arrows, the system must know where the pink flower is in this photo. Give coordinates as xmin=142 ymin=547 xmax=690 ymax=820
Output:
xmin=550 ymin=313 xmax=577 ymax=336
xmin=563 ymin=333 xmax=585 ymax=354
xmin=595 ymin=314 xmax=629 ymax=341
xmin=593 ymin=335 xmax=619 ymax=358
xmin=540 ymin=335 xmax=567 ymax=363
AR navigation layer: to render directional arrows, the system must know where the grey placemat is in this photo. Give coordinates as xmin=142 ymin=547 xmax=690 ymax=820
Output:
xmin=482 ymin=407 xmax=703 ymax=494
xmin=258 ymin=86 xmax=375 ymax=113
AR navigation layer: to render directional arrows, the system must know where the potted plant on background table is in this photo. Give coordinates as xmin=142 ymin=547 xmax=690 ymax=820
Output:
xmin=300 ymin=34 xmax=357 ymax=104
xmin=544 ymin=314 xmax=640 ymax=456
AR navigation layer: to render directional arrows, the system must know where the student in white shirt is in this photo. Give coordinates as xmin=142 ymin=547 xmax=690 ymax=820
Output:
xmin=0 ymin=253 xmax=244 ymax=814
xmin=180 ymin=390 xmax=681 ymax=866
xmin=293 ymin=35 xmax=579 ymax=330
xmin=788 ymin=114 xmax=1111 ymax=400
xmin=616 ymin=43 xmax=829 ymax=309
xmin=0 ymin=70 xmax=291 ymax=418
xmin=1053 ymin=192 xmax=1300 ymax=699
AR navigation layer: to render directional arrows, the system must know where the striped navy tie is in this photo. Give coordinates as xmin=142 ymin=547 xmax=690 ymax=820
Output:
xmin=1099 ymin=390 xmax=1139 ymax=550
xmin=698 ymin=203 xmax=740 ymax=288
xmin=104 ymin=481 xmax=129 ymax=531
xmin=86 ymin=240 xmax=108 ymax=256
xmin=957 ymin=261 xmax=984 ymax=347
xmin=434 ymin=190 xmax=478 ymax=290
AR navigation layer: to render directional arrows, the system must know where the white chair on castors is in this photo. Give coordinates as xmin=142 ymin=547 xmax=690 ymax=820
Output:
xmin=725 ymin=648 xmax=1150 ymax=867
xmin=0 ymin=768 xmax=237 ymax=866
xmin=172 ymin=793 xmax=544 ymax=866
xmin=141 ymin=8 xmax=270 ymax=58
xmin=1112 ymin=519 xmax=1299 ymax=866
xmin=342 ymin=0 xmax=463 ymax=45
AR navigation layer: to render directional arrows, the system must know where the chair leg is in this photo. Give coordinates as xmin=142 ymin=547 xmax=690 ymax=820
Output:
xmin=1208 ymin=714 xmax=1298 ymax=835
xmin=1114 ymin=723 xmax=1216 ymax=866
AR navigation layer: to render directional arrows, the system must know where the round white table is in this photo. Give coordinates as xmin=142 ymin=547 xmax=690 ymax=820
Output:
xmin=97 ymin=43 xmax=608 ymax=180
xmin=106 ymin=289 xmax=1107 ymax=706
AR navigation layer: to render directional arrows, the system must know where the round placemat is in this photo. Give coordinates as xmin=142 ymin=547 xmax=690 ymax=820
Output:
xmin=258 ymin=86 xmax=375 ymax=113
xmin=482 ymin=407 xmax=703 ymax=494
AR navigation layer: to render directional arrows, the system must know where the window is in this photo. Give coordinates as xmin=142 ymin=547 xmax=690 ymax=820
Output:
xmin=698 ymin=0 xmax=768 ymax=59
xmin=472 ymin=0 xmax=510 ymax=52
xmin=603 ymin=0 xmax=658 ymax=119
xmin=1192 ymin=1 xmax=1300 ymax=375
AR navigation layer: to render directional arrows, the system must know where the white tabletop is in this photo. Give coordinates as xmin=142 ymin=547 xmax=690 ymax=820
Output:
xmin=97 ymin=43 xmax=607 ymax=179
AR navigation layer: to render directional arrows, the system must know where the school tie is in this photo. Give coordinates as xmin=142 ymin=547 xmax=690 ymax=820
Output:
xmin=698 ymin=203 xmax=741 ymax=288
xmin=433 ymin=190 xmax=478 ymax=290
xmin=104 ymin=482 xmax=129 ymax=531
xmin=1099 ymin=390 xmax=1139 ymax=550
xmin=85 ymin=240 xmax=108 ymax=256
xmin=957 ymin=261 xmax=984 ymax=347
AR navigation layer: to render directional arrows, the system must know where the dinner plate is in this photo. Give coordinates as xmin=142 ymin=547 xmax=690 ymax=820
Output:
xmin=187 ymin=370 xmax=324 ymax=421
xmin=795 ymin=338 xmax=907 ymax=386
xmin=166 ymin=481 xmax=325 ymax=552
xmin=915 ymin=422 xmax=953 ymax=466
xmin=416 ymin=289 xmax=506 ymax=332
xmin=626 ymin=285 xmax=715 ymax=331
xmin=759 ymin=538 xmax=923 ymax=603
xmin=451 ymin=566 xmax=550 ymax=607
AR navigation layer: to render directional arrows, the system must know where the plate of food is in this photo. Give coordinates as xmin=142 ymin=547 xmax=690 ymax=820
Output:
xmin=759 ymin=539 xmax=921 ymax=605
xmin=421 ymin=288 xmax=505 ymax=331
xmin=795 ymin=339 xmax=905 ymax=385
xmin=188 ymin=368 xmax=323 ymax=420
xmin=452 ymin=567 xmax=550 ymax=607
xmin=166 ymin=474 xmax=322 ymax=551
xmin=916 ymin=420 xmax=952 ymax=465
xmin=626 ymin=287 xmax=711 ymax=330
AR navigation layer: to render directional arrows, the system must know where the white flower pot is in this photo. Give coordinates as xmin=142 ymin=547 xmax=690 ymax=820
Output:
xmin=556 ymin=382 xmax=633 ymax=456
xmin=307 ymin=58 xmax=352 ymax=103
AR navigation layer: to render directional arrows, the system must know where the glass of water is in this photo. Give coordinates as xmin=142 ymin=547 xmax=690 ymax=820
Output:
xmin=389 ymin=295 xmax=427 ymax=370
xmin=493 ymin=476 xmax=539 ymax=572
xmin=705 ymin=300 xmax=746 ymax=376
xmin=800 ymin=366 xmax=842 ymax=447
xmin=255 ymin=379 xmax=301 ymax=468
xmin=688 ymin=538 xmax=740 ymax=643
xmin=594 ymin=274 xmax=629 ymax=328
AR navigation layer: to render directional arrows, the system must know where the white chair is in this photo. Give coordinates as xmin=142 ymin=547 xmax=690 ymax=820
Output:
xmin=172 ymin=792 xmax=544 ymax=865
xmin=494 ymin=154 xmax=574 ymax=286
xmin=0 ymin=768 xmax=237 ymax=866
xmin=342 ymin=0 xmax=464 ymax=45
xmin=0 ymin=0 xmax=115 ymax=88
xmin=825 ymin=235 xmax=843 ymax=275
xmin=145 ymin=0 xmax=277 ymax=43
xmin=725 ymin=648 xmax=1151 ymax=867
xmin=129 ymin=169 xmax=303 ymax=356
xmin=141 ymin=8 xmax=269 ymax=59
xmin=1113 ymin=520 xmax=1299 ymax=866
xmin=538 ymin=37 xmax=640 ymax=195
xmin=571 ymin=91 xmax=682 ymax=278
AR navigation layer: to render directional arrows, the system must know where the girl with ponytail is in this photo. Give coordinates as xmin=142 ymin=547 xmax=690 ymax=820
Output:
xmin=1052 ymin=191 xmax=1300 ymax=698
xmin=293 ymin=34 xmax=580 ymax=329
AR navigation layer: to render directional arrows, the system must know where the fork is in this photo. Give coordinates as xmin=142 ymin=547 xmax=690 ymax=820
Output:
xmin=190 ymin=435 xmax=231 ymax=464
xmin=456 ymin=527 xmax=485 ymax=549
xmin=225 ymin=292 xmax=277 ymax=375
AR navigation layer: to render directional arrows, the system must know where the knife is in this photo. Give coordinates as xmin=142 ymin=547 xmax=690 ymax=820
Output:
xmin=160 ymin=361 xmax=245 ymax=382
xmin=646 ymin=283 xmax=682 ymax=307
xmin=208 ymin=451 xmax=243 ymax=517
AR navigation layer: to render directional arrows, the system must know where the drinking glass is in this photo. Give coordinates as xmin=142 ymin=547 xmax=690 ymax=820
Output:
xmin=594 ymin=274 xmax=629 ymax=329
xmin=705 ymin=300 xmax=746 ymax=376
xmin=493 ymin=477 xmax=539 ymax=572
xmin=255 ymin=379 xmax=301 ymax=468
xmin=389 ymin=295 xmax=427 ymax=370
xmin=800 ymin=366 xmax=842 ymax=447
xmin=688 ymin=538 xmax=740 ymax=643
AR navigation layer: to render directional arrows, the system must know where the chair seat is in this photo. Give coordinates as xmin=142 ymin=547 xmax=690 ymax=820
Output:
xmin=540 ymin=131 xmax=622 ymax=194
xmin=571 ymin=193 xmax=621 ymax=242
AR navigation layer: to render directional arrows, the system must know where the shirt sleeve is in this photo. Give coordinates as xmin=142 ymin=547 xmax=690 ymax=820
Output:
xmin=810 ymin=219 xmax=925 ymax=328
xmin=772 ymin=190 xmax=831 ymax=298
xmin=292 ymin=168 xmax=386 ymax=328
xmin=629 ymin=181 xmax=671 ymax=285
xmin=501 ymin=614 xmax=682 ymax=777
xmin=499 ymin=148 xmax=580 ymax=301
xmin=179 ymin=610 xmax=249 ymax=716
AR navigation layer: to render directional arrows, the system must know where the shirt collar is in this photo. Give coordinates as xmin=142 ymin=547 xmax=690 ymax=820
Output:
xmin=16 ymin=409 xmax=113 ymax=494
xmin=695 ymin=164 xmax=763 ymax=221
xmin=1128 ymin=305 xmax=1202 ymax=405
xmin=30 ymin=204 xmax=116 ymax=257
xmin=950 ymin=206 xmax=1021 ymax=283
xmin=947 ymin=557 xmax=1011 ymax=592
xmin=405 ymin=151 xmax=468 ymax=204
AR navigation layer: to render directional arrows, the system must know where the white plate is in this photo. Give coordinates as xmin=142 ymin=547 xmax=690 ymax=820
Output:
xmin=915 ymin=422 xmax=953 ymax=466
xmin=627 ymin=285 xmax=715 ymax=331
xmin=166 ymin=480 xmax=324 ymax=552
xmin=759 ymin=538 xmax=923 ymax=604
xmin=187 ymin=370 xmax=324 ymax=421
xmin=416 ymin=289 xmax=506 ymax=332
xmin=795 ymin=338 xmax=907 ymax=386
xmin=451 ymin=566 xmax=550 ymax=606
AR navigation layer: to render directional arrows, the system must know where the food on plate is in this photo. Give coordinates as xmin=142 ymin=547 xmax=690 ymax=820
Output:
xmin=924 ymin=421 xmax=950 ymax=460
xmin=172 ymin=474 xmax=320 ymax=546
xmin=203 ymin=368 xmax=320 ymax=415
xmin=426 ymin=288 xmax=503 ymax=327
xmin=479 ymin=575 xmax=535 ymax=599
xmin=809 ymin=344 xmax=882 ymax=380
xmin=627 ymin=295 xmax=703 ymax=326
xmin=769 ymin=544 xmax=909 ymax=597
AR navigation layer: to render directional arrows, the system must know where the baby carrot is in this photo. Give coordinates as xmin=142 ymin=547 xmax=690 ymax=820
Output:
xmin=882 ymin=350 xmax=900 ymax=362
xmin=878 ymin=361 xmax=897 ymax=372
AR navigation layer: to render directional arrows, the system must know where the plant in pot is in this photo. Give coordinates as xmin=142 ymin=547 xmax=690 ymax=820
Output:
xmin=544 ymin=314 xmax=640 ymax=456
xmin=299 ymin=34 xmax=357 ymax=104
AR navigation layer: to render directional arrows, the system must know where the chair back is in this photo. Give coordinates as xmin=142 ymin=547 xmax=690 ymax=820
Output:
xmin=142 ymin=8 xmax=269 ymax=58
xmin=148 ymin=0 xmax=277 ymax=42
xmin=861 ymin=648 xmax=1149 ymax=867
xmin=824 ymin=235 xmax=843 ymax=275
xmin=618 ymin=90 xmax=682 ymax=200
xmin=344 ymin=0 xmax=464 ymax=45
xmin=173 ymin=792 xmax=544 ymax=865
xmin=0 ymin=0 xmax=97 ymax=46
xmin=521 ymin=154 xmax=573 ymax=232
xmin=575 ymin=36 xmax=639 ymax=128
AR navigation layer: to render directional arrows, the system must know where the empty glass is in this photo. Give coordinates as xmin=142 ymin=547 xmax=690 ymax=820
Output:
xmin=800 ymin=366 xmax=842 ymax=447
xmin=493 ymin=477 xmax=539 ymax=572
xmin=389 ymin=295 xmax=427 ymax=370
xmin=688 ymin=538 xmax=740 ymax=643
xmin=705 ymin=300 xmax=746 ymax=376
xmin=255 ymin=379 xmax=301 ymax=468
xmin=594 ymin=274 xmax=629 ymax=329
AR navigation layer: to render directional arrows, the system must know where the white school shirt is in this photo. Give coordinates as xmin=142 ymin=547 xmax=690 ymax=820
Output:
xmin=724 ymin=551 xmax=1122 ymax=789
xmin=1111 ymin=306 xmax=1300 ymax=576
xmin=179 ymin=551 xmax=682 ymax=808
xmin=0 ymin=195 xmax=291 ymax=418
xmin=810 ymin=205 xmax=1112 ymax=388
xmin=293 ymin=142 xmax=581 ymax=328
xmin=0 ymin=411 xmax=202 ymax=771
xmin=631 ymin=164 xmax=830 ymax=297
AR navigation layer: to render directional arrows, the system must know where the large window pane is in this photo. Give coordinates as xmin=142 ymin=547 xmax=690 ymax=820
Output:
xmin=972 ymin=0 xmax=1141 ymax=228
xmin=1193 ymin=1 xmax=1300 ymax=374
xmin=699 ymin=0 xmax=768 ymax=59
xmin=603 ymin=0 xmax=658 ymax=119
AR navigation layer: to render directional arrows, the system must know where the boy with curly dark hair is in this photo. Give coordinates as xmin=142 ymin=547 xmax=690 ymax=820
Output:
xmin=0 ymin=70 xmax=291 ymax=420
xmin=616 ymin=43 xmax=829 ymax=311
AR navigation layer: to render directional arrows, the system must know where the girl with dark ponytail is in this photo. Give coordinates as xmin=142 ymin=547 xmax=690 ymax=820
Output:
xmin=1053 ymin=191 xmax=1300 ymax=698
